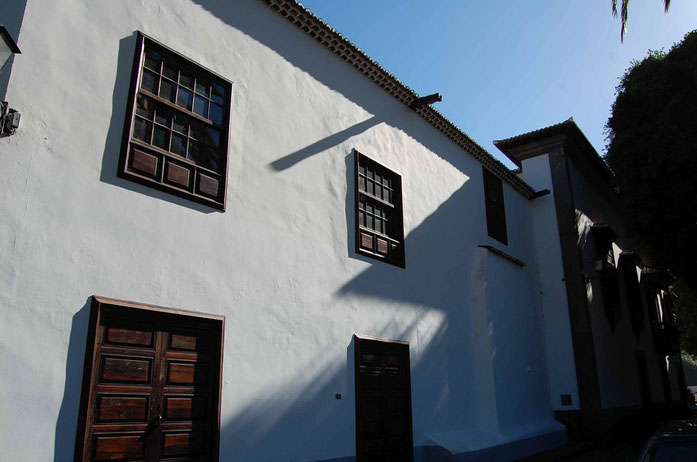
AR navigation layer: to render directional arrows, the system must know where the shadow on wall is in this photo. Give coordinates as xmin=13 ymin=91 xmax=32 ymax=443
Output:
xmin=219 ymin=310 xmax=453 ymax=461
xmin=53 ymin=299 xmax=92 ymax=462
xmin=216 ymin=186 xmax=491 ymax=460
xmin=98 ymin=33 xmax=217 ymax=214
xmin=271 ymin=117 xmax=380 ymax=172
xmin=193 ymin=0 xmax=479 ymax=178
xmin=0 ymin=0 xmax=28 ymax=101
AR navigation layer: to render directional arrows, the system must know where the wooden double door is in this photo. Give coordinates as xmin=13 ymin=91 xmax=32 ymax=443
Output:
xmin=75 ymin=297 xmax=224 ymax=462
xmin=354 ymin=335 xmax=414 ymax=462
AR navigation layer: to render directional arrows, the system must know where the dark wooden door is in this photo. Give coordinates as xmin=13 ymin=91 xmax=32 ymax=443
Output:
xmin=76 ymin=297 xmax=223 ymax=462
xmin=354 ymin=336 xmax=414 ymax=462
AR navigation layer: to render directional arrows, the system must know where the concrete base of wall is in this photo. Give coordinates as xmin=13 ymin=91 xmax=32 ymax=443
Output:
xmin=419 ymin=431 xmax=567 ymax=462
xmin=555 ymin=401 xmax=685 ymax=440
xmin=312 ymin=428 xmax=568 ymax=462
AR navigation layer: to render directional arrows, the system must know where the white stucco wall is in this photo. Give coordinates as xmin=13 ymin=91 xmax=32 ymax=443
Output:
xmin=520 ymin=154 xmax=580 ymax=411
xmin=0 ymin=1 xmax=556 ymax=461
xmin=566 ymin=153 xmax=673 ymax=409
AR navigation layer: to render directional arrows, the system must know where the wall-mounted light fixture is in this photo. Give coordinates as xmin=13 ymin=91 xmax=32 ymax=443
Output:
xmin=1 ymin=24 xmax=22 ymax=136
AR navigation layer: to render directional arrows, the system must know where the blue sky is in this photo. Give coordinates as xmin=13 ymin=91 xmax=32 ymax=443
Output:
xmin=296 ymin=1 xmax=697 ymax=168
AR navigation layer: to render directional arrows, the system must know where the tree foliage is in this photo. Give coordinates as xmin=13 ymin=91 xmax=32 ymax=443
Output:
xmin=673 ymin=278 xmax=697 ymax=356
xmin=611 ymin=0 xmax=671 ymax=42
xmin=605 ymin=30 xmax=697 ymax=290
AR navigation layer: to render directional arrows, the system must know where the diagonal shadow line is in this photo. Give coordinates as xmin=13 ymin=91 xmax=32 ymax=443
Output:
xmin=269 ymin=116 xmax=380 ymax=171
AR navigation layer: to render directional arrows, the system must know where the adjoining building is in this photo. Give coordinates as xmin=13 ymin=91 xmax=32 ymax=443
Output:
xmin=495 ymin=119 xmax=685 ymax=438
xmin=0 ymin=1 xmax=684 ymax=461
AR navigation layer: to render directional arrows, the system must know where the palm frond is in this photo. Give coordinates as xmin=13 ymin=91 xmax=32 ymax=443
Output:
xmin=664 ymin=0 xmax=671 ymax=12
xmin=621 ymin=0 xmax=629 ymax=42
xmin=612 ymin=0 xmax=618 ymax=17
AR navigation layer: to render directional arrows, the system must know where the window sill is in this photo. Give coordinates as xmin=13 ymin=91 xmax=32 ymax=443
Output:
xmin=478 ymin=245 xmax=525 ymax=267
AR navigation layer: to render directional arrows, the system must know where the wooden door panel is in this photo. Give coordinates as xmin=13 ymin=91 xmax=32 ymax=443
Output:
xmin=158 ymin=324 xmax=218 ymax=462
xmin=164 ymin=396 xmax=207 ymax=420
xmin=104 ymin=322 xmax=155 ymax=347
xmin=101 ymin=356 xmax=153 ymax=384
xmin=76 ymin=297 xmax=223 ymax=462
xmin=166 ymin=361 xmax=210 ymax=386
xmin=93 ymin=433 xmax=147 ymax=461
xmin=355 ymin=336 xmax=414 ymax=462
xmin=169 ymin=331 xmax=210 ymax=352
xmin=161 ymin=432 xmax=206 ymax=457
xmin=97 ymin=396 xmax=150 ymax=422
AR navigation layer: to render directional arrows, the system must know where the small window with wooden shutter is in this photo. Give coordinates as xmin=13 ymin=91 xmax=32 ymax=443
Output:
xmin=354 ymin=150 xmax=405 ymax=267
xmin=483 ymin=167 xmax=508 ymax=245
xmin=592 ymin=224 xmax=622 ymax=333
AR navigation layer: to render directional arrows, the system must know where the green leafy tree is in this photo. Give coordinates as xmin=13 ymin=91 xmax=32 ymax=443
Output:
xmin=673 ymin=278 xmax=697 ymax=356
xmin=612 ymin=0 xmax=671 ymax=42
xmin=605 ymin=30 xmax=697 ymax=350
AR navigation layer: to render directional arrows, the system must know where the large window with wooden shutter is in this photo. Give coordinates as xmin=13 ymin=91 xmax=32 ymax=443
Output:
xmin=118 ymin=32 xmax=232 ymax=210
xmin=354 ymin=150 xmax=405 ymax=267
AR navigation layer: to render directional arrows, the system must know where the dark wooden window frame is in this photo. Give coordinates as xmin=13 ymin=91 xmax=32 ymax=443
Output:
xmin=73 ymin=296 xmax=225 ymax=462
xmin=619 ymin=253 xmax=644 ymax=341
xmin=591 ymin=225 xmax=622 ymax=334
xmin=118 ymin=32 xmax=233 ymax=210
xmin=482 ymin=167 xmax=508 ymax=245
xmin=354 ymin=150 xmax=405 ymax=268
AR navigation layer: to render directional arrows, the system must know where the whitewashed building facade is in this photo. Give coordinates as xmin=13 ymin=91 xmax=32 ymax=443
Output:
xmin=0 ymin=1 xmax=683 ymax=461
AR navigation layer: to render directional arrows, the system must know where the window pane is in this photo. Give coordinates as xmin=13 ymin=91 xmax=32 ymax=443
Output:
xmin=366 ymin=203 xmax=373 ymax=214
xmin=383 ymin=177 xmax=390 ymax=187
xmin=133 ymin=118 xmax=152 ymax=143
xmin=367 ymin=168 xmax=374 ymax=180
xmin=383 ymin=188 xmax=391 ymax=203
xmin=205 ymin=127 xmax=220 ymax=149
xmin=136 ymin=94 xmax=154 ymax=120
xmin=152 ymin=126 xmax=170 ymax=150
xmin=189 ymin=120 xmax=205 ymax=141
xmin=193 ymin=95 xmax=209 ymax=118
xmin=177 ymin=87 xmax=193 ymax=111
xmin=195 ymin=81 xmax=209 ymax=97
xmin=367 ymin=214 xmax=373 ymax=230
xmin=367 ymin=180 xmax=374 ymax=196
xmin=375 ymin=173 xmax=382 ymax=184
xmin=162 ymin=61 xmax=177 ymax=80
xmin=203 ymin=146 xmax=220 ymax=171
xmin=375 ymin=184 xmax=382 ymax=199
xmin=359 ymin=165 xmax=366 ymax=176
xmin=187 ymin=140 xmax=201 ymax=163
xmin=359 ymin=176 xmax=365 ymax=192
xmin=375 ymin=219 xmax=382 ymax=234
xmin=211 ymin=82 xmax=225 ymax=104
xmin=359 ymin=211 xmax=365 ymax=226
xmin=154 ymin=104 xmax=172 ymax=127
xmin=171 ymin=133 xmax=187 ymax=156
xmin=179 ymin=71 xmax=194 ymax=89
xmin=144 ymin=50 xmax=161 ymax=72
xmin=210 ymin=103 xmax=224 ymax=126
xmin=160 ymin=79 xmax=176 ymax=103
xmin=172 ymin=112 xmax=189 ymax=134
xmin=141 ymin=70 xmax=159 ymax=94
